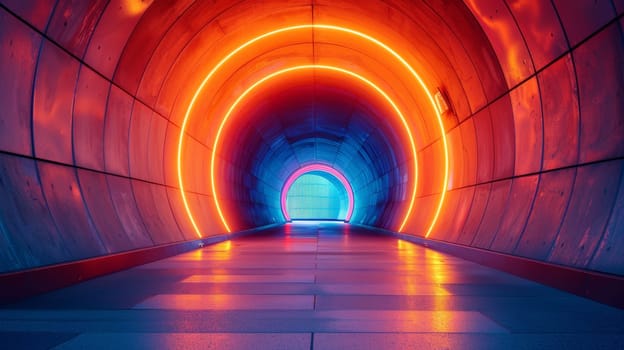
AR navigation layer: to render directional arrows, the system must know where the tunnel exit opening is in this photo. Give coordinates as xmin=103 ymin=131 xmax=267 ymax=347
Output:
xmin=281 ymin=164 xmax=354 ymax=222
xmin=286 ymin=172 xmax=349 ymax=221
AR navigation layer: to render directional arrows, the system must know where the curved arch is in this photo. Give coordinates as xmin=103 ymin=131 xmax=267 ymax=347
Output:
xmin=178 ymin=24 xmax=449 ymax=237
xmin=210 ymin=64 xmax=415 ymax=233
xmin=281 ymin=164 xmax=355 ymax=222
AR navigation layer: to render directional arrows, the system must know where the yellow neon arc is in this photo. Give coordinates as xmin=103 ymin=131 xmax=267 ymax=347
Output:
xmin=211 ymin=65 xmax=417 ymax=233
xmin=177 ymin=24 xmax=449 ymax=237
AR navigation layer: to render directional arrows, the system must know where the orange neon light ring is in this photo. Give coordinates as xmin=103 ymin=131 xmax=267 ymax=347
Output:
xmin=177 ymin=24 xmax=449 ymax=237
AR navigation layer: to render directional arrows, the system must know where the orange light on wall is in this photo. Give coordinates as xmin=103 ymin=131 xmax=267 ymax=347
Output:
xmin=177 ymin=24 xmax=449 ymax=238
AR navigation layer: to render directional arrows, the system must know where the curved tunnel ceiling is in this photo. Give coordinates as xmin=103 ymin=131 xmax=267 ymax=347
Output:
xmin=212 ymin=67 xmax=414 ymax=232
xmin=0 ymin=0 xmax=622 ymax=277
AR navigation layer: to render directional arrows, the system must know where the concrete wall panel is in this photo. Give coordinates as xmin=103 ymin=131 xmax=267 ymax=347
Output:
xmin=0 ymin=9 xmax=39 ymax=156
xmin=616 ymin=0 xmax=624 ymax=15
xmin=402 ymin=195 xmax=436 ymax=236
xmin=445 ymin=124 xmax=464 ymax=190
xmin=113 ymin=0 xmax=196 ymax=93
xmin=103 ymin=85 xmax=133 ymax=176
xmin=132 ymin=181 xmax=183 ymax=245
xmin=472 ymin=108 xmax=494 ymax=183
xmin=33 ymin=39 xmax=79 ymax=164
xmin=146 ymin=114 xmax=167 ymax=184
xmin=46 ymin=0 xmax=108 ymax=58
xmin=489 ymin=175 xmax=538 ymax=253
xmin=166 ymin=187 xmax=201 ymax=241
xmin=539 ymin=54 xmax=579 ymax=171
xmin=1 ymin=0 xmax=55 ymax=31
xmin=429 ymin=187 xmax=462 ymax=240
xmin=549 ymin=160 xmax=623 ymax=268
xmin=73 ymin=66 xmax=110 ymax=171
xmin=427 ymin=0 xmax=507 ymax=103
xmin=128 ymin=101 xmax=152 ymax=181
xmin=589 ymin=166 xmax=624 ymax=274
xmin=150 ymin=184 xmax=185 ymax=242
xmin=472 ymin=179 xmax=512 ymax=249
xmin=187 ymin=192 xmax=224 ymax=236
xmin=514 ymin=168 xmax=575 ymax=260
xmin=489 ymin=94 xmax=515 ymax=179
xmin=399 ymin=5 xmax=474 ymax=120
xmin=444 ymin=187 xmax=476 ymax=243
xmin=506 ymin=0 xmax=567 ymax=71
xmin=575 ymin=23 xmax=624 ymax=163
xmin=134 ymin=0 xmax=239 ymax=109
xmin=163 ymin=123 xmax=181 ymax=187
xmin=464 ymin=0 xmax=533 ymax=87
xmin=510 ymin=78 xmax=542 ymax=176
xmin=0 ymin=154 xmax=69 ymax=270
xmin=83 ymin=0 xmax=151 ymax=79
xmin=458 ymin=118 xmax=479 ymax=188
xmin=553 ymin=0 xmax=616 ymax=47
xmin=181 ymin=137 xmax=211 ymax=195
xmin=0 ymin=219 xmax=20 ymax=272
xmin=37 ymin=162 xmax=106 ymax=260
xmin=77 ymin=169 xmax=133 ymax=253
xmin=416 ymin=143 xmax=444 ymax=197
xmin=106 ymin=175 xmax=153 ymax=247
xmin=456 ymin=182 xmax=490 ymax=245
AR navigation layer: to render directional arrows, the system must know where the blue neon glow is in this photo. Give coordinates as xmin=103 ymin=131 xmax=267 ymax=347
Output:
xmin=285 ymin=171 xmax=348 ymax=220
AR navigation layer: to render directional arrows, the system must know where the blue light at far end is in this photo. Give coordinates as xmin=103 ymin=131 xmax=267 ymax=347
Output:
xmin=286 ymin=171 xmax=349 ymax=220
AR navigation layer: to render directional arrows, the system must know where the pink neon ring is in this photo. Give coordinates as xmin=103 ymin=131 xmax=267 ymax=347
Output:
xmin=281 ymin=164 xmax=354 ymax=222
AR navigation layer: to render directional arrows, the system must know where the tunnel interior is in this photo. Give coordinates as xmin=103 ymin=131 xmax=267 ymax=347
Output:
xmin=0 ymin=0 xmax=622 ymax=280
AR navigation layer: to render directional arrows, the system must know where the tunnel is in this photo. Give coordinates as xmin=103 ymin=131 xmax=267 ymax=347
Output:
xmin=0 ymin=0 xmax=623 ymax=348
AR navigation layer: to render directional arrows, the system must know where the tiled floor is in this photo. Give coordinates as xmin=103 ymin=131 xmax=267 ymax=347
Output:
xmin=2 ymin=222 xmax=623 ymax=349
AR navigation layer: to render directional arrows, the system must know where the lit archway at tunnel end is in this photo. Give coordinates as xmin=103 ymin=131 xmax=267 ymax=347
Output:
xmin=281 ymin=164 xmax=355 ymax=222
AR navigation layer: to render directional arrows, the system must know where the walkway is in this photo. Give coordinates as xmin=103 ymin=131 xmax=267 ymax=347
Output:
xmin=2 ymin=222 xmax=623 ymax=349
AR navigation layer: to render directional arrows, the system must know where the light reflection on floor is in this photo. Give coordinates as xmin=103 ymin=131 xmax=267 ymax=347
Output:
xmin=2 ymin=223 xmax=623 ymax=349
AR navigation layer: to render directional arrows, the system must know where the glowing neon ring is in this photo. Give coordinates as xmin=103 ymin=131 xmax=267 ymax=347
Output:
xmin=178 ymin=24 xmax=449 ymax=237
xmin=212 ymin=65 xmax=414 ymax=232
xmin=280 ymin=164 xmax=354 ymax=222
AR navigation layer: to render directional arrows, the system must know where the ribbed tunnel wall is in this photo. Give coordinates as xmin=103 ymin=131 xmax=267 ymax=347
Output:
xmin=0 ymin=0 xmax=622 ymax=276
